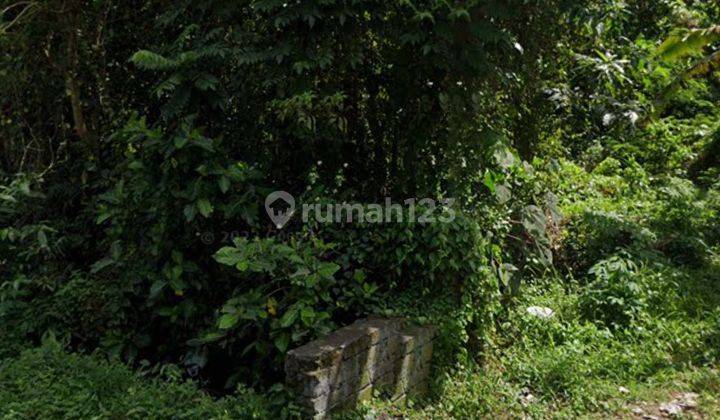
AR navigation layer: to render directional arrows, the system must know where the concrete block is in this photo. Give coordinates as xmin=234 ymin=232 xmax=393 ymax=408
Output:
xmin=286 ymin=317 xmax=435 ymax=419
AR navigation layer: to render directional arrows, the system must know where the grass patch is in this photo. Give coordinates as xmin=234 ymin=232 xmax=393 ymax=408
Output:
xmin=0 ymin=345 xmax=274 ymax=419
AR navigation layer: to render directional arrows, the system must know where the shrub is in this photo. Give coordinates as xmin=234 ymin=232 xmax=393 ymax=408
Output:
xmin=578 ymin=254 xmax=647 ymax=330
xmin=313 ymin=207 xmax=498 ymax=350
xmin=561 ymin=210 xmax=654 ymax=274
xmin=592 ymin=157 xmax=622 ymax=176
xmin=649 ymin=177 xmax=717 ymax=265
xmin=203 ymin=236 xmax=349 ymax=384
xmin=0 ymin=270 xmax=131 ymax=359
xmin=0 ymin=174 xmax=55 ymax=285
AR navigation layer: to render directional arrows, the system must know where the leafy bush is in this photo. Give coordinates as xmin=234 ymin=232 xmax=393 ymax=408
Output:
xmin=206 ymin=207 xmax=499 ymax=375
xmin=561 ymin=210 xmax=654 ymax=273
xmin=200 ymin=236 xmax=346 ymax=384
xmin=556 ymin=161 xmax=719 ymax=273
xmin=0 ymin=174 xmax=64 ymax=357
xmin=313 ymin=207 xmax=498 ymax=353
xmin=0 ymin=174 xmax=54 ymax=280
xmin=648 ymin=177 xmax=718 ymax=265
xmin=0 ymin=345 xmax=275 ymax=419
xmin=578 ymin=254 xmax=647 ymax=330
xmin=0 ymin=269 xmax=132 ymax=358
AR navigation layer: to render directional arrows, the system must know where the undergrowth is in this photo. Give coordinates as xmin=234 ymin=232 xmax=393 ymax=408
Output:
xmin=360 ymin=153 xmax=720 ymax=418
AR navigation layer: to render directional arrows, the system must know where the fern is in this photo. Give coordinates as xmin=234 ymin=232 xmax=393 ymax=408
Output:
xmin=130 ymin=50 xmax=177 ymax=71
xmin=195 ymin=44 xmax=229 ymax=60
xmin=154 ymin=73 xmax=183 ymax=98
xmin=194 ymin=73 xmax=219 ymax=91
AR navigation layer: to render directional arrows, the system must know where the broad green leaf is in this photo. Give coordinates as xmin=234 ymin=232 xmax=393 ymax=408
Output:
xmin=280 ymin=306 xmax=299 ymax=328
xmin=218 ymin=177 xmax=230 ymax=193
xmin=149 ymin=280 xmax=166 ymax=299
xmin=174 ymin=135 xmax=189 ymax=149
xmin=317 ymin=262 xmax=340 ymax=279
xmin=300 ymin=307 xmax=315 ymax=326
xmin=90 ymin=257 xmax=115 ymax=273
xmin=96 ymin=211 xmax=112 ymax=224
xmin=214 ymin=246 xmax=242 ymax=265
xmin=274 ymin=333 xmax=289 ymax=352
xmin=483 ymin=170 xmax=496 ymax=193
xmin=218 ymin=313 xmax=240 ymax=329
xmin=197 ymin=199 xmax=214 ymax=217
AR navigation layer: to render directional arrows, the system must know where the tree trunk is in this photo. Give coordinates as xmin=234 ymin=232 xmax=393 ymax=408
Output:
xmin=63 ymin=5 xmax=95 ymax=151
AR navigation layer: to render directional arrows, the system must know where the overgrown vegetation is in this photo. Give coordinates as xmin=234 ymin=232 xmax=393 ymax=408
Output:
xmin=0 ymin=343 xmax=276 ymax=418
xmin=1 ymin=0 xmax=719 ymax=418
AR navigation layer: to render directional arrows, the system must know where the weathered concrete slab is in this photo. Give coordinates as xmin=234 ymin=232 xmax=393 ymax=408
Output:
xmin=286 ymin=317 xmax=436 ymax=418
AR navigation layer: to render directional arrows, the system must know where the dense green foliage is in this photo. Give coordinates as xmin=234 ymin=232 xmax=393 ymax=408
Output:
xmin=393 ymin=158 xmax=720 ymax=417
xmin=1 ymin=0 xmax=720 ymax=418
xmin=0 ymin=343 xmax=274 ymax=418
xmin=1 ymin=0 xmax=569 ymax=386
